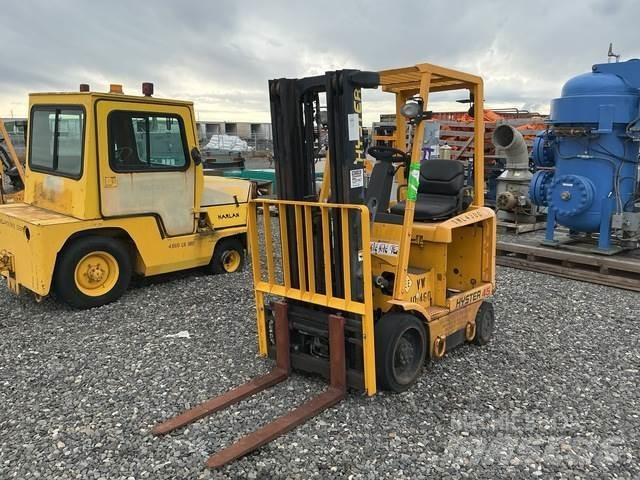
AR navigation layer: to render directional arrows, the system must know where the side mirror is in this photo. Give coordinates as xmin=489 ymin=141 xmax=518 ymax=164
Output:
xmin=191 ymin=147 xmax=203 ymax=166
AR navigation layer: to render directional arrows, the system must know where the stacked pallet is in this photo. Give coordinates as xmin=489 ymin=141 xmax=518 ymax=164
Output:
xmin=371 ymin=111 xmax=547 ymax=162
xmin=432 ymin=111 xmax=546 ymax=162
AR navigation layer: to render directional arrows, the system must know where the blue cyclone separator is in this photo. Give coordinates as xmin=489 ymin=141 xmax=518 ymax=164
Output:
xmin=529 ymin=59 xmax=640 ymax=251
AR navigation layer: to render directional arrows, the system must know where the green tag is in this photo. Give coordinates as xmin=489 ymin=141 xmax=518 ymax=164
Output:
xmin=407 ymin=162 xmax=420 ymax=201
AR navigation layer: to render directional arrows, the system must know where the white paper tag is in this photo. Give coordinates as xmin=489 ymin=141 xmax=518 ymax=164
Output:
xmin=350 ymin=168 xmax=364 ymax=188
xmin=370 ymin=241 xmax=399 ymax=256
xmin=347 ymin=113 xmax=360 ymax=141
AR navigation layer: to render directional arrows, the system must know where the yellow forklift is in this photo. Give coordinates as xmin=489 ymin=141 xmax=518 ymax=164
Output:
xmin=154 ymin=63 xmax=496 ymax=467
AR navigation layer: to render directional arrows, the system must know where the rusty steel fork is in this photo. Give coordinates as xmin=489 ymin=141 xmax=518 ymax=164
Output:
xmin=152 ymin=300 xmax=347 ymax=469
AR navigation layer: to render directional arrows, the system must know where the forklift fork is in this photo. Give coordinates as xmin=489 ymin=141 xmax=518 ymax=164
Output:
xmin=152 ymin=301 xmax=347 ymax=469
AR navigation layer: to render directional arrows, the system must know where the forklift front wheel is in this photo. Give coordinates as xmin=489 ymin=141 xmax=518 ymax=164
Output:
xmin=473 ymin=301 xmax=495 ymax=346
xmin=54 ymin=237 xmax=132 ymax=309
xmin=210 ymin=237 xmax=245 ymax=274
xmin=375 ymin=312 xmax=427 ymax=392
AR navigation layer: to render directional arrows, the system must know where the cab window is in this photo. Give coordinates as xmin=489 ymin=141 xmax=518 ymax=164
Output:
xmin=29 ymin=107 xmax=85 ymax=177
xmin=108 ymin=111 xmax=188 ymax=172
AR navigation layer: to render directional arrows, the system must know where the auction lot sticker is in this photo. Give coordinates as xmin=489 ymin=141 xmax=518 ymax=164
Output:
xmin=371 ymin=241 xmax=399 ymax=256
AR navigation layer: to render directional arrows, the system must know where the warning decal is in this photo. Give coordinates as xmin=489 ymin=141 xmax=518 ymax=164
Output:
xmin=350 ymin=168 xmax=364 ymax=188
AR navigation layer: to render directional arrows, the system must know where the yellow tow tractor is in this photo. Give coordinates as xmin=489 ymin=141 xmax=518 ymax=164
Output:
xmin=0 ymin=83 xmax=252 ymax=309
xmin=154 ymin=63 xmax=497 ymax=468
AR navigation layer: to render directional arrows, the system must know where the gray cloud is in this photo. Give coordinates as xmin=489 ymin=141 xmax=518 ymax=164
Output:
xmin=1 ymin=0 xmax=639 ymax=123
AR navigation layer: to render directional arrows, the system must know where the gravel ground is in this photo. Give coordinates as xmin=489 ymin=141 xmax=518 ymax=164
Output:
xmin=0 ymin=262 xmax=639 ymax=479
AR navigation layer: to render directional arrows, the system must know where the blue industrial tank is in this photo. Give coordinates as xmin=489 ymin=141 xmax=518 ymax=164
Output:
xmin=530 ymin=59 xmax=640 ymax=253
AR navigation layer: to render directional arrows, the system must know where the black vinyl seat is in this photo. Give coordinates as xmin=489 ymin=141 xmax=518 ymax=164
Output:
xmin=390 ymin=159 xmax=471 ymax=221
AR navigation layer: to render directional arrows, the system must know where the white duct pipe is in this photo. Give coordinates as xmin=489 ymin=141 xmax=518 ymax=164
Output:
xmin=492 ymin=124 xmax=529 ymax=170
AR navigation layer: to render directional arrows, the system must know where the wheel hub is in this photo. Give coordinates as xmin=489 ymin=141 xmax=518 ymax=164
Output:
xmin=86 ymin=264 xmax=105 ymax=283
xmin=222 ymin=250 xmax=241 ymax=272
xmin=396 ymin=338 xmax=415 ymax=367
xmin=392 ymin=329 xmax=422 ymax=384
xmin=74 ymin=251 xmax=120 ymax=297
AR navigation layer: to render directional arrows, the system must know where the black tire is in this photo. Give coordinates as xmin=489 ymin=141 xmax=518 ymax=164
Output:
xmin=53 ymin=236 xmax=132 ymax=309
xmin=473 ymin=301 xmax=495 ymax=346
xmin=375 ymin=312 xmax=428 ymax=392
xmin=209 ymin=237 xmax=245 ymax=274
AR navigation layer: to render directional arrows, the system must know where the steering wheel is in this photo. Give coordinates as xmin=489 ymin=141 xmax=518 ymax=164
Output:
xmin=367 ymin=145 xmax=409 ymax=163
xmin=115 ymin=146 xmax=134 ymax=162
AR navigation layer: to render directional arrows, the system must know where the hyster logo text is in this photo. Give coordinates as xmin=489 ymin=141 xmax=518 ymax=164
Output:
xmin=454 ymin=285 xmax=492 ymax=310
xmin=455 ymin=290 xmax=482 ymax=309
xmin=353 ymin=88 xmax=365 ymax=164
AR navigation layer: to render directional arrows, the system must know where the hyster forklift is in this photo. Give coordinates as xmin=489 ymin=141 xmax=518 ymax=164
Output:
xmin=0 ymin=84 xmax=252 ymax=309
xmin=154 ymin=63 xmax=496 ymax=468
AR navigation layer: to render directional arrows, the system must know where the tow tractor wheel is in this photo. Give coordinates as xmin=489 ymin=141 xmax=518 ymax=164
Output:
xmin=473 ymin=301 xmax=495 ymax=346
xmin=54 ymin=236 xmax=132 ymax=309
xmin=375 ymin=312 xmax=428 ymax=392
xmin=209 ymin=237 xmax=245 ymax=274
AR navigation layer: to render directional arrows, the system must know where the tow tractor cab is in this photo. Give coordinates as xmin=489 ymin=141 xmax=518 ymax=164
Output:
xmin=0 ymin=83 xmax=252 ymax=308
xmin=152 ymin=63 xmax=497 ymax=469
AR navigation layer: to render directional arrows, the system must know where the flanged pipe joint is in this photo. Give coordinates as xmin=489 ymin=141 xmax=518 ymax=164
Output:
xmin=491 ymin=124 xmax=541 ymax=222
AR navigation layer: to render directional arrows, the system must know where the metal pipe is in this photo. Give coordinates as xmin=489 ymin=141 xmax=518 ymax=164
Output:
xmin=492 ymin=124 xmax=529 ymax=170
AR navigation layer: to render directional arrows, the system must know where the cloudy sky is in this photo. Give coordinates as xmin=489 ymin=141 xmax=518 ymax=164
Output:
xmin=2 ymin=0 xmax=639 ymax=125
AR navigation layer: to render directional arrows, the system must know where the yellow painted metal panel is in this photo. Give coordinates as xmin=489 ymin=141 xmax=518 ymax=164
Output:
xmin=255 ymin=290 xmax=268 ymax=356
xmin=321 ymin=208 xmax=333 ymax=298
xmin=472 ymin=81 xmax=485 ymax=206
xmin=278 ymin=203 xmax=291 ymax=289
xmin=262 ymin=209 xmax=276 ymax=285
xmin=358 ymin=208 xmax=377 ymax=395
xmin=340 ymin=209 xmax=351 ymax=304
xmin=294 ymin=205 xmax=307 ymax=293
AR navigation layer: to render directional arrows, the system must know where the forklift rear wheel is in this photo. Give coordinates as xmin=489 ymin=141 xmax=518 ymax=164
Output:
xmin=210 ymin=237 xmax=245 ymax=274
xmin=473 ymin=301 xmax=495 ymax=346
xmin=54 ymin=236 xmax=132 ymax=309
xmin=375 ymin=312 xmax=427 ymax=392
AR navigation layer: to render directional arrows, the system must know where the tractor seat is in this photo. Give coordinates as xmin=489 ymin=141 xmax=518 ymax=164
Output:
xmin=390 ymin=159 xmax=471 ymax=221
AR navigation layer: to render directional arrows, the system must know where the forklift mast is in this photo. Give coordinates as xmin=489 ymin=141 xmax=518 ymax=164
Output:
xmin=268 ymin=70 xmax=379 ymax=298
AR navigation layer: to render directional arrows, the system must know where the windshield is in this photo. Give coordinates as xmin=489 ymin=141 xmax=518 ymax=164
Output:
xmin=29 ymin=106 xmax=84 ymax=177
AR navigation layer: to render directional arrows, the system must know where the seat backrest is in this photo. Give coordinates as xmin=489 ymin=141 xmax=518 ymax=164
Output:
xmin=418 ymin=159 xmax=465 ymax=196
xmin=365 ymin=161 xmax=395 ymax=212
